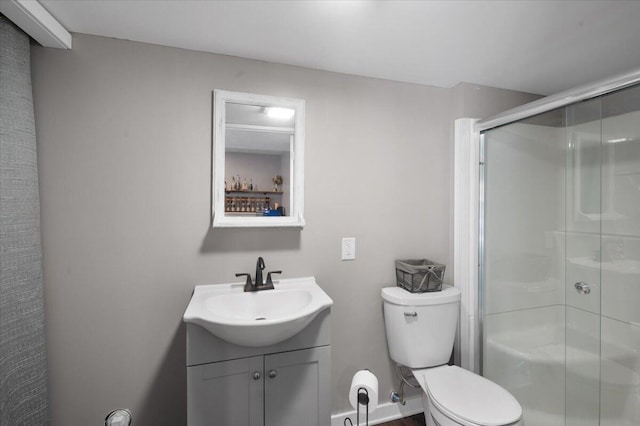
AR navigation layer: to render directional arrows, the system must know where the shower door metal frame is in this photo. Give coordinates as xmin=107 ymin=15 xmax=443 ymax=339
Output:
xmin=477 ymin=132 xmax=485 ymax=375
xmin=476 ymin=68 xmax=640 ymax=132
xmin=456 ymin=67 xmax=640 ymax=375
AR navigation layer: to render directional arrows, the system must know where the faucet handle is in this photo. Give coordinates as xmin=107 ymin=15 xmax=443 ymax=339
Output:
xmin=266 ymin=271 xmax=282 ymax=286
xmin=235 ymin=273 xmax=253 ymax=286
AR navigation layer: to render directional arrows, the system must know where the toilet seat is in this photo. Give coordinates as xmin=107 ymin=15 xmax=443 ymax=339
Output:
xmin=413 ymin=366 xmax=521 ymax=426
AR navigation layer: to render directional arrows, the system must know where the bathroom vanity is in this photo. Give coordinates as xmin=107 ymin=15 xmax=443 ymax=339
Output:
xmin=184 ymin=278 xmax=332 ymax=426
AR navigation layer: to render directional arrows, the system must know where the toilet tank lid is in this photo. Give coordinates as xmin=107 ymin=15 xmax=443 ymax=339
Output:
xmin=381 ymin=285 xmax=460 ymax=306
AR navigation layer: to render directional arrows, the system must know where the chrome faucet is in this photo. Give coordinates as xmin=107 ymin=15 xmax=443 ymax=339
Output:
xmin=235 ymin=257 xmax=282 ymax=292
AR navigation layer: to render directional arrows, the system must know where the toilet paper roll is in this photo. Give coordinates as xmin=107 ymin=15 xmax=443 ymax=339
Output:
xmin=349 ymin=369 xmax=379 ymax=411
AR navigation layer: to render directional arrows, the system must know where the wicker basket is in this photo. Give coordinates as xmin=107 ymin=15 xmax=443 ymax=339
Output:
xmin=395 ymin=259 xmax=446 ymax=293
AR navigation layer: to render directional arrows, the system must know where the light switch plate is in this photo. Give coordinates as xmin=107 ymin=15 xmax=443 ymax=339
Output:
xmin=342 ymin=237 xmax=356 ymax=260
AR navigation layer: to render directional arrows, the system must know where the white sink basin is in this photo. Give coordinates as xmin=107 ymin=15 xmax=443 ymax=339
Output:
xmin=183 ymin=276 xmax=333 ymax=347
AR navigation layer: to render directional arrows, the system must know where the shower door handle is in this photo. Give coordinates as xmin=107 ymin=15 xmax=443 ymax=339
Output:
xmin=575 ymin=282 xmax=591 ymax=295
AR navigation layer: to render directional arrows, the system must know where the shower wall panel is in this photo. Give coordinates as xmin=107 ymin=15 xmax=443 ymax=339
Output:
xmin=484 ymin=121 xmax=566 ymax=315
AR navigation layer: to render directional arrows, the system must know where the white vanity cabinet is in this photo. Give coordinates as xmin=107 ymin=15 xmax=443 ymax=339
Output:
xmin=186 ymin=309 xmax=331 ymax=426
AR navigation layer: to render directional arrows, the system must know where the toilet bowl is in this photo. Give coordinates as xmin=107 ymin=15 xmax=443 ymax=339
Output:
xmin=382 ymin=285 xmax=522 ymax=426
xmin=415 ymin=365 xmax=521 ymax=426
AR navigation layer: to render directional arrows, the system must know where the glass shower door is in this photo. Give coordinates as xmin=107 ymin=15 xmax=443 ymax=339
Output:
xmin=567 ymin=85 xmax=640 ymax=426
xmin=481 ymin=83 xmax=640 ymax=426
xmin=482 ymin=108 xmax=569 ymax=425
xmin=565 ymin=97 xmax=602 ymax=426
xmin=598 ymin=85 xmax=640 ymax=426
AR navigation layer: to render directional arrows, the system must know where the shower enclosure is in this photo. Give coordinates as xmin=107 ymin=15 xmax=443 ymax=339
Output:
xmin=479 ymin=82 xmax=640 ymax=425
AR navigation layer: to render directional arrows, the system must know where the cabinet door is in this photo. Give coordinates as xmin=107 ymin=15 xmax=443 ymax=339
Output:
xmin=188 ymin=356 xmax=264 ymax=426
xmin=264 ymin=346 xmax=331 ymax=426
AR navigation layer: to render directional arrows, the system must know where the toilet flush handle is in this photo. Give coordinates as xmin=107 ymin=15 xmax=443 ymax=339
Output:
xmin=404 ymin=311 xmax=418 ymax=318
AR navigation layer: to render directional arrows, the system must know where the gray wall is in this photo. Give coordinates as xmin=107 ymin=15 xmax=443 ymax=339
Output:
xmin=31 ymin=34 xmax=538 ymax=425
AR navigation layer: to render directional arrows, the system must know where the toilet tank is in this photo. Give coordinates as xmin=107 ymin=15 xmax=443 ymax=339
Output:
xmin=381 ymin=285 xmax=461 ymax=369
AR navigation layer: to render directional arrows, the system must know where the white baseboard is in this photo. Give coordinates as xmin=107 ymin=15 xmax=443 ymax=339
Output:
xmin=331 ymin=396 xmax=423 ymax=426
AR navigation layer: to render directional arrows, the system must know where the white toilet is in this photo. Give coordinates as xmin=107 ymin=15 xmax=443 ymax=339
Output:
xmin=382 ymin=285 xmax=522 ymax=426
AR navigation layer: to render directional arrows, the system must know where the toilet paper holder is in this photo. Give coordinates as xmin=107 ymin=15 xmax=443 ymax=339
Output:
xmin=344 ymin=388 xmax=370 ymax=426
xmin=348 ymin=369 xmax=378 ymax=426
xmin=356 ymin=387 xmax=370 ymax=426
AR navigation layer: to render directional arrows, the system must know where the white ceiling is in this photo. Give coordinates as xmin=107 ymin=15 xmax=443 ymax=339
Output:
xmin=37 ymin=0 xmax=640 ymax=95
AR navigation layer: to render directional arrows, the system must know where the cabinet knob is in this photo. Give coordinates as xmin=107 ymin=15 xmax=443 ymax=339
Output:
xmin=253 ymin=371 xmax=261 ymax=380
xmin=268 ymin=370 xmax=277 ymax=379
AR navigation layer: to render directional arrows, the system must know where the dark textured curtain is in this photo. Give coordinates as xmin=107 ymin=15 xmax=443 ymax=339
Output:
xmin=0 ymin=15 xmax=49 ymax=425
